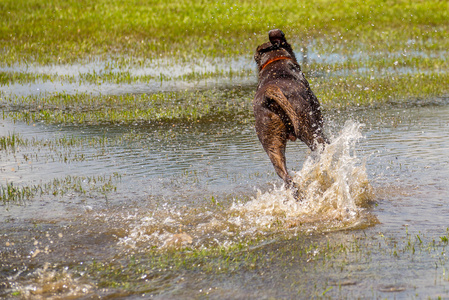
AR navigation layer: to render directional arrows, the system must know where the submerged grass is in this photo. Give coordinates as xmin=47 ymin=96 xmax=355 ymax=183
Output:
xmin=1 ymin=53 xmax=448 ymax=86
xmin=314 ymin=71 xmax=449 ymax=108
xmin=0 ymin=67 xmax=253 ymax=85
xmin=0 ymin=132 xmax=25 ymax=152
xmin=0 ymin=71 xmax=60 ymax=85
xmin=3 ymin=88 xmax=254 ymax=125
xmin=71 ymin=227 xmax=449 ymax=297
xmin=5 ymin=221 xmax=449 ymax=298
xmin=2 ymin=70 xmax=448 ymax=125
xmin=0 ymin=132 xmax=118 ymax=165
xmin=0 ymin=174 xmax=120 ymax=204
xmin=0 ymin=132 xmax=85 ymax=152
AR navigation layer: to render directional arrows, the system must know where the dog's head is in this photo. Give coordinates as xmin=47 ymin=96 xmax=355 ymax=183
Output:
xmin=254 ymin=29 xmax=297 ymax=72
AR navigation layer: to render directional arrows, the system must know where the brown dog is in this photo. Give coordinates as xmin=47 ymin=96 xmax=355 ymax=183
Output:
xmin=253 ymin=29 xmax=327 ymax=191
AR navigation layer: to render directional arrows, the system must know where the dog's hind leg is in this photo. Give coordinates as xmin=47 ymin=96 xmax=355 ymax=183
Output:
xmin=265 ymin=140 xmax=301 ymax=200
xmin=256 ymin=112 xmax=292 ymax=187
xmin=266 ymin=142 xmax=292 ymax=187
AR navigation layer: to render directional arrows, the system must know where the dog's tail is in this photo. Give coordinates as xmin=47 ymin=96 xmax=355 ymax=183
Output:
xmin=265 ymin=85 xmax=302 ymax=137
xmin=264 ymin=85 xmax=326 ymax=149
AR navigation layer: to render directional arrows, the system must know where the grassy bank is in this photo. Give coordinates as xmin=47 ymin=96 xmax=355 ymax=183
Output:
xmin=1 ymin=0 xmax=448 ymax=64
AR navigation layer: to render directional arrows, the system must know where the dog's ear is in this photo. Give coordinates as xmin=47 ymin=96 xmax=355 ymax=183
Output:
xmin=268 ymin=29 xmax=286 ymax=48
xmin=256 ymin=43 xmax=272 ymax=54
xmin=268 ymin=29 xmax=297 ymax=63
xmin=254 ymin=42 xmax=272 ymax=67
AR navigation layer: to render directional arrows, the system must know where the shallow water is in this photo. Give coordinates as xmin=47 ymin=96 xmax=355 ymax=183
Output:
xmin=2 ymin=15 xmax=449 ymax=293
xmin=2 ymin=64 xmax=449 ymax=299
xmin=1 ymin=56 xmax=255 ymax=97
xmin=3 ymin=47 xmax=447 ymax=98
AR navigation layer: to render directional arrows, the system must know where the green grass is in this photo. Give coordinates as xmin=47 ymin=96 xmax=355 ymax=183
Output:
xmin=0 ymin=132 xmax=86 ymax=152
xmin=1 ymin=0 xmax=449 ymax=64
xmin=314 ymin=71 xmax=449 ymax=108
xmin=0 ymin=132 xmax=24 ymax=152
xmin=1 ymin=174 xmax=120 ymax=204
xmin=3 ymin=88 xmax=254 ymax=124
xmin=0 ymin=72 xmax=60 ymax=84
xmin=2 ymin=70 xmax=448 ymax=125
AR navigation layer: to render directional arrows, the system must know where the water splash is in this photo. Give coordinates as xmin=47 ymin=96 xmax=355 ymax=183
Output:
xmin=7 ymin=263 xmax=93 ymax=299
xmin=233 ymin=121 xmax=374 ymax=232
xmin=119 ymin=121 xmax=375 ymax=251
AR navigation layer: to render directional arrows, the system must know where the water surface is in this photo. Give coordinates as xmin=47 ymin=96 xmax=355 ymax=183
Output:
xmin=1 ymin=94 xmax=449 ymax=298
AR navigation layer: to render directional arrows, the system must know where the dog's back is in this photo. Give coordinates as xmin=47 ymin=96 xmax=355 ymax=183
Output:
xmin=253 ymin=29 xmax=326 ymax=190
xmin=254 ymin=36 xmax=325 ymax=149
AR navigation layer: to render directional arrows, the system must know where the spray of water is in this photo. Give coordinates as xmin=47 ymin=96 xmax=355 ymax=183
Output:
xmin=232 ymin=121 xmax=374 ymax=232
xmin=7 ymin=263 xmax=93 ymax=299
xmin=119 ymin=121 xmax=375 ymax=251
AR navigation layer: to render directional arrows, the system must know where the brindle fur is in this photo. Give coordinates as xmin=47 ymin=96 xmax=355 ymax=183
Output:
xmin=253 ymin=29 xmax=327 ymax=191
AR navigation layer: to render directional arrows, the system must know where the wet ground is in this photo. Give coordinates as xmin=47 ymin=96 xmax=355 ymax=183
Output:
xmin=1 ymin=55 xmax=449 ymax=298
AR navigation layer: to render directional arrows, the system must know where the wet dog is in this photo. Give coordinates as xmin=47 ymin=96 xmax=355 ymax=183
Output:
xmin=253 ymin=29 xmax=327 ymax=193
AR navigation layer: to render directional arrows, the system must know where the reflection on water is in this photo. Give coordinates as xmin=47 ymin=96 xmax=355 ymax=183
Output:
xmin=1 ymin=96 xmax=449 ymax=298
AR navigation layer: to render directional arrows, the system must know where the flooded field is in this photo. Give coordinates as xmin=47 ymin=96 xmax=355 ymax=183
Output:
xmin=1 ymin=51 xmax=449 ymax=298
